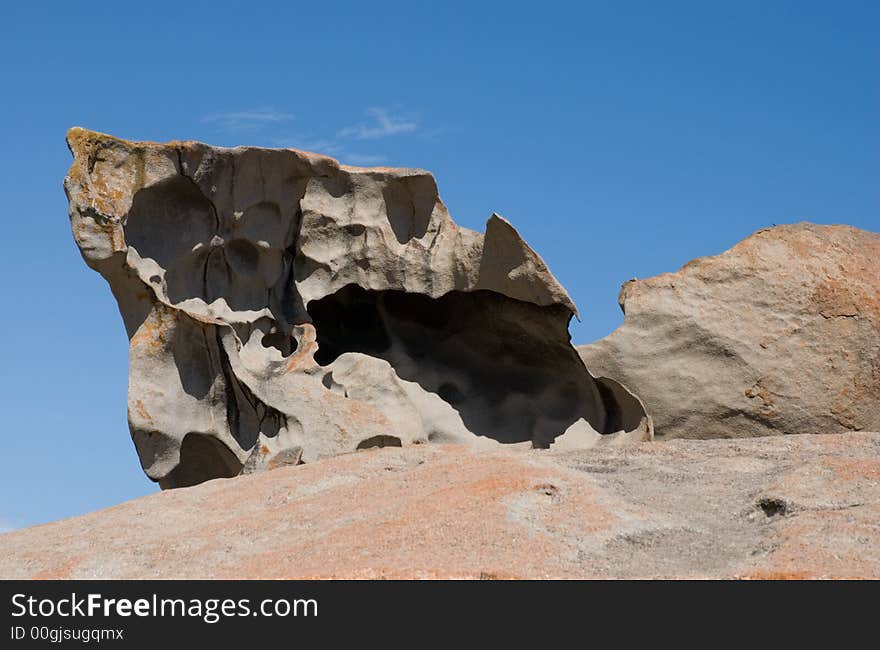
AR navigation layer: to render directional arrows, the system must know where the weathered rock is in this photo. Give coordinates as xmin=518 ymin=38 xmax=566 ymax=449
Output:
xmin=241 ymin=443 xmax=303 ymax=475
xmin=3 ymin=433 xmax=878 ymax=579
xmin=579 ymin=223 xmax=880 ymax=439
xmin=64 ymin=128 xmax=651 ymax=488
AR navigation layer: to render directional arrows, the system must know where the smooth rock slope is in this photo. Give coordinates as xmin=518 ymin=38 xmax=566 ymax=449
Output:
xmin=64 ymin=128 xmax=650 ymax=488
xmin=2 ymin=433 xmax=878 ymax=579
xmin=580 ymin=223 xmax=880 ymax=439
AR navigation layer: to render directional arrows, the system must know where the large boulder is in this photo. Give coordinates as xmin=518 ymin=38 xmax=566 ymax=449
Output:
xmin=64 ymin=128 xmax=651 ymax=488
xmin=579 ymin=223 xmax=880 ymax=439
xmin=2 ymin=434 xmax=879 ymax=579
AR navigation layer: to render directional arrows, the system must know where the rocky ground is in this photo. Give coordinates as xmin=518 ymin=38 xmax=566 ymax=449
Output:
xmin=3 ymin=432 xmax=878 ymax=579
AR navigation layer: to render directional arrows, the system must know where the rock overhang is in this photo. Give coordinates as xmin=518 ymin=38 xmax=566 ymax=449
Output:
xmin=65 ymin=127 xmax=652 ymax=488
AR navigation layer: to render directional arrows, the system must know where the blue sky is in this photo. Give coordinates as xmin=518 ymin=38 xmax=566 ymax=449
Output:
xmin=0 ymin=1 xmax=877 ymax=530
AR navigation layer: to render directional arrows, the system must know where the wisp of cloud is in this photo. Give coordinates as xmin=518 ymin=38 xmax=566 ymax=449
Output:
xmin=337 ymin=107 xmax=417 ymax=140
xmin=202 ymin=107 xmax=295 ymax=131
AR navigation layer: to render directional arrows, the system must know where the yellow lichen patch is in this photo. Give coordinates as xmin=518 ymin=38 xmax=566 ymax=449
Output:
xmin=130 ymin=305 xmax=175 ymax=355
xmin=66 ymin=128 xmax=181 ymax=224
xmin=67 ymin=126 xmax=169 ymax=152
xmin=132 ymin=399 xmax=153 ymax=425
xmin=284 ymin=323 xmax=320 ymax=373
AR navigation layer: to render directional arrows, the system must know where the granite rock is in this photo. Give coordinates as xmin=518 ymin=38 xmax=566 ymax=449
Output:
xmin=64 ymin=128 xmax=651 ymax=487
xmin=579 ymin=223 xmax=880 ymax=439
xmin=2 ymin=433 xmax=878 ymax=579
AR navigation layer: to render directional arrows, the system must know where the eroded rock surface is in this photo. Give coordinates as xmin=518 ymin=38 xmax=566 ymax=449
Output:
xmin=579 ymin=223 xmax=880 ymax=439
xmin=3 ymin=434 xmax=878 ymax=579
xmin=65 ymin=128 xmax=651 ymax=488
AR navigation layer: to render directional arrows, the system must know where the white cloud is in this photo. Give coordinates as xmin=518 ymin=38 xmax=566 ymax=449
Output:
xmin=267 ymin=107 xmax=420 ymax=166
xmin=274 ymin=137 xmax=344 ymax=156
xmin=202 ymin=107 xmax=294 ymax=131
xmin=272 ymin=135 xmax=390 ymax=166
xmin=337 ymin=107 xmax=418 ymax=140
xmin=0 ymin=518 xmax=17 ymax=534
xmin=298 ymin=139 xmax=341 ymax=154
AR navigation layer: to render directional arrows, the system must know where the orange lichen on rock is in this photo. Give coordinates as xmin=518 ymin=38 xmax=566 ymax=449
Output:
xmin=4 ymin=434 xmax=879 ymax=579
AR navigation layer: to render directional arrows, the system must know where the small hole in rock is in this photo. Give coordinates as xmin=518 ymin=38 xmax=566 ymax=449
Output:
xmin=757 ymin=497 xmax=788 ymax=517
xmin=535 ymin=483 xmax=558 ymax=497
xmin=261 ymin=332 xmax=298 ymax=357
xmin=357 ymin=435 xmax=402 ymax=450
xmin=149 ymin=275 xmax=161 ymax=284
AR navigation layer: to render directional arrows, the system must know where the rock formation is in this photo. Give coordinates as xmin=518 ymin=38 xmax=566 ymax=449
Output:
xmin=64 ymin=128 xmax=651 ymax=488
xmin=580 ymin=223 xmax=880 ymax=439
xmin=3 ymin=434 xmax=879 ymax=579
